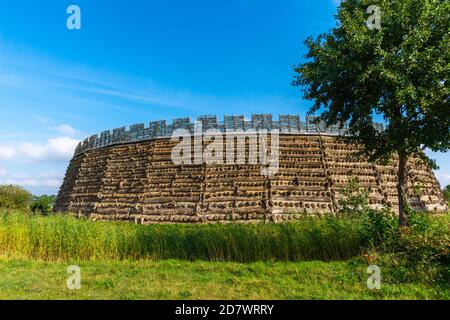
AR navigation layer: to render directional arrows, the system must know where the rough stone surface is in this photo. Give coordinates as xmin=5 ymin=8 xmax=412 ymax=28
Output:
xmin=54 ymin=133 xmax=447 ymax=223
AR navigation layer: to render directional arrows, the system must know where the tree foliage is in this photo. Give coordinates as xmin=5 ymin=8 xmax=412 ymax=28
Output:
xmin=0 ymin=185 xmax=31 ymax=210
xmin=443 ymin=185 xmax=450 ymax=204
xmin=293 ymin=0 xmax=449 ymax=225
xmin=294 ymin=0 xmax=449 ymax=160
xmin=30 ymin=195 xmax=56 ymax=214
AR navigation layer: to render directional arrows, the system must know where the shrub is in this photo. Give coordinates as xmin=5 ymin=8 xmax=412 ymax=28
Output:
xmin=337 ymin=177 xmax=398 ymax=246
xmin=443 ymin=185 xmax=450 ymax=206
xmin=366 ymin=212 xmax=450 ymax=286
xmin=30 ymin=195 xmax=54 ymax=214
xmin=398 ymin=212 xmax=450 ymax=284
xmin=336 ymin=178 xmax=450 ymax=286
xmin=0 ymin=185 xmax=31 ymax=210
xmin=337 ymin=176 xmax=370 ymax=218
xmin=362 ymin=207 xmax=398 ymax=247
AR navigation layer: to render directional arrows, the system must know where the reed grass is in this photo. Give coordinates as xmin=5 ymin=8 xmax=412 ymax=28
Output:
xmin=0 ymin=211 xmax=370 ymax=262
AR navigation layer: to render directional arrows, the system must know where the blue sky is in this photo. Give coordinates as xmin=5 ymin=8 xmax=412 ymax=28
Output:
xmin=0 ymin=0 xmax=448 ymax=195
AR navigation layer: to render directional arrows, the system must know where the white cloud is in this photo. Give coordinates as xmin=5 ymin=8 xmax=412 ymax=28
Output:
xmin=59 ymin=81 xmax=298 ymax=114
xmin=0 ymin=41 xmax=300 ymax=120
xmin=0 ymin=137 xmax=79 ymax=163
xmin=0 ymin=170 xmax=64 ymax=189
xmin=0 ymin=178 xmax=61 ymax=188
xmin=436 ymin=173 xmax=450 ymax=188
xmin=50 ymin=124 xmax=81 ymax=137
xmin=0 ymin=167 xmax=7 ymax=177
xmin=0 ymin=146 xmax=15 ymax=159
xmin=34 ymin=115 xmax=52 ymax=124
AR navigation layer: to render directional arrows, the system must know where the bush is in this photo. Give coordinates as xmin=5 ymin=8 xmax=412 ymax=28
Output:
xmin=338 ymin=178 xmax=450 ymax=286
xmin=30 ymin=195 xmax=55 ymax=214
xmin=337 ymin=176 xmax=370 ymax=218
xmin=337 ymin=177 xmax=398 ymax=246
xmin=397 ymin=212 xmax=450 ymax=284
xmin=443 ymin=185 xmax=450 ymax=206
xmin=0 ymin=185 xmax=31 ymax=210
xmin=363 ymin=212 xmax=450 ymax=286
xmin=362 ymin=207 xmax=398 ymax=247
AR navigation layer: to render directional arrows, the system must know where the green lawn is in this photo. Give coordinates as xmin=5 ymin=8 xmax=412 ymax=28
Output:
xmin=0 ymin=256 xmax=447 ymax=300
xmin=0 ymin=211 xmax=448 ymax=300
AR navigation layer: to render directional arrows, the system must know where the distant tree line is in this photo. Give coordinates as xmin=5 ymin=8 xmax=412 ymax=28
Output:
xmin=444 ymin=185 xmax=450 ymax=206
xmin=0 ymin=184 xmax=56 ymax=214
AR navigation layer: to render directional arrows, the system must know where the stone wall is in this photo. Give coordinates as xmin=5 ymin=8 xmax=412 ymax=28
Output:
xmin=54 ymin=133 xmax=448 ymax=223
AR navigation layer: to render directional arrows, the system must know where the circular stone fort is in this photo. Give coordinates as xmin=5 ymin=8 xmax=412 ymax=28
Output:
xmin=54 ymin=114 xmax=448 ymax=224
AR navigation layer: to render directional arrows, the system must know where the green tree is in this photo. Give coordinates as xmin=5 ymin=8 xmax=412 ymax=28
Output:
xmin=0 ymin=185 xmax=31 ymax=210
xmin=293 ymin=0 xmax=449 ymax=226
xmin=30 ymin=195 xmax=56 ymax=214
xmin=338 ymin=176 xmax=370 ymax=217
xmin=443 ymin=185 xmax=450 ymax=204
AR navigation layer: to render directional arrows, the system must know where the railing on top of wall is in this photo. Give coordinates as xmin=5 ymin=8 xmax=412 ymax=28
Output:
xmin=73 ymin=114 xmax=384 ymax=156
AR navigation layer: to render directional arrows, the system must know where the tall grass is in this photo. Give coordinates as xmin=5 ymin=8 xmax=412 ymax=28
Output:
xmin=0 ymin=211 xmax=370 ymax=262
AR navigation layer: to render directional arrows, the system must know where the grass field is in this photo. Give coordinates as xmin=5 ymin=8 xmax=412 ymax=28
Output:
xmin=0 ymin=211 xmax=370 ymax=262
xmin=1 ymin=257 xmax=448 ymax=300
xmin=0 ymin=210 xmax=448 ymax=300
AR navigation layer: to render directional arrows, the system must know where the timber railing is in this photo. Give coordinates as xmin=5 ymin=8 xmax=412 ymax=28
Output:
xmin=74 ymin=114 xmax=384 ymax=156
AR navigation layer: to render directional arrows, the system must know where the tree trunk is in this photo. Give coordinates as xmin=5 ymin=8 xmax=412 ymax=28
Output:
xmin=397 ymin=150 xmax=408 ymax=226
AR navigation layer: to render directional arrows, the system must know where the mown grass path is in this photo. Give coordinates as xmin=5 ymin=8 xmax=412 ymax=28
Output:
xmin=0 ymin=257 xmax=446 ymax=300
